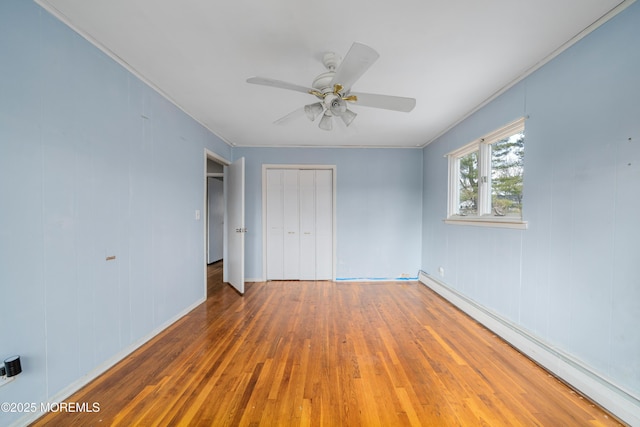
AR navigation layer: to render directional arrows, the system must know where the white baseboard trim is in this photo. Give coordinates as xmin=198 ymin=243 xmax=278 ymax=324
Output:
xmin=335 ymin=277 xmax=418 ymax=282
xmin=418 ymin=271 xmax=640 ymax=426
xmin=247 ymin=278 xmax=419 ymax=283
xmin=13 ymin=297 xmax=206 ymax=427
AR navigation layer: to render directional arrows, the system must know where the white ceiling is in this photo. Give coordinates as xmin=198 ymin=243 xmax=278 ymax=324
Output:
xmin=37 ymin=0 xmax=629 ymax=148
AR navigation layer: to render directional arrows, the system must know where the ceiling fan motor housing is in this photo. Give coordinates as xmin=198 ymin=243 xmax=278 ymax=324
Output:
xmin=312 ymin=71 xmax=336 ymax=91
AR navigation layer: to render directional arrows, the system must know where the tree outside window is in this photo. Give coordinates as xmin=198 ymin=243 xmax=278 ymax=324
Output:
xmin=458 ymin=150 xmax=478 ymax=216
xmin=490 ymin=133 xmax=524 ymax=217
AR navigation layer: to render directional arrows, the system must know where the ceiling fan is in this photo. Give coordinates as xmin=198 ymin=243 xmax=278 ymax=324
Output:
xmin=246 ymin=42 xmax=416 ymax=131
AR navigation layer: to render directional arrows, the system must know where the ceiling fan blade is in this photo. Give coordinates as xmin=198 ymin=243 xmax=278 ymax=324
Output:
xmin=273 ymin=107 xmax=306 ymax=125
xmin=247 ymin=76 xmax=314 ymax=95
xmin=349 ymin=92 xmax=416 ymax=112
xmin=330 ymin=42 xmax=379 ymax=92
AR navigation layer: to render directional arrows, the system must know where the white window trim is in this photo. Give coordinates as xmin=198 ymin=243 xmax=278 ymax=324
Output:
xmin=445 ymin=117 xmax=528 ymax=230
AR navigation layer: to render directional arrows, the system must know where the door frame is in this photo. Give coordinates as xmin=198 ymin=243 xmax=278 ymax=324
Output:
xmin=261 ymin=164 xmax=337 ymax=282
xmin=203 ymin=149 xmax=230 ymax=296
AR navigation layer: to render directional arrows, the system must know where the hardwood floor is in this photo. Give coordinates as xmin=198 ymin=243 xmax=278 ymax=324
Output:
xmin=32 ymin=262 xmax=623 ymax=426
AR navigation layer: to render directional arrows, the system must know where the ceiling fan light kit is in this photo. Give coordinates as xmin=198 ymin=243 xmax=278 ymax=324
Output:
xmin=319 ymin=112 xmax=333 ymax=131
xmin=304 ymin=102 xmax=324 ymax=121
xmin=340 ymin=108 xmax=357 ymax=127
xmin=247 ymin=42 xmax=416 ymax=131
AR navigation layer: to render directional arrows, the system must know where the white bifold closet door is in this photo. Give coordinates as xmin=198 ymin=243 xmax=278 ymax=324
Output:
xmin=312 ymin=169 xmax=333 ymax=279
xmin=265 ymin=169 xmax=285 ymax=279
xmin=266 ymin=168 xmax=333 ymax=280
xmin=283 ymin=169 xmax=300 ymax=279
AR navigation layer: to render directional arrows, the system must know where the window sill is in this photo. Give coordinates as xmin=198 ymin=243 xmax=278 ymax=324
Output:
xmin=444 ymin=216 xmax=528 ymax=230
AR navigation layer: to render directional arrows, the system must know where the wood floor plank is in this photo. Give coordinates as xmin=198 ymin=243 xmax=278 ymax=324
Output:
xmin=31 ymin=264 xmax=624 ymax=426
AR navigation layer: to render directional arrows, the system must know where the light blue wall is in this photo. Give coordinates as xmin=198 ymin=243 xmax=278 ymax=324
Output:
xmin=3 ymin=0 xmax=638 ymax=424
xmin=233 ymin=147 xmax=423 ymax=281
xmin=0 ymin=1 xmax=230 ymax=424
xmin=422 ymin=2 xmax=640 ymax=397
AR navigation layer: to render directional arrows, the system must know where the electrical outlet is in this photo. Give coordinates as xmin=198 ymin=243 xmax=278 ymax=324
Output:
xmin=438 ymin=266 xmax=445 ymax=277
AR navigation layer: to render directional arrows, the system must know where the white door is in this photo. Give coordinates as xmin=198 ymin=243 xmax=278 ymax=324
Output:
xmin=315 ymin=169 xmax=333 ymax=280
xmin=266 ymin=169 xmax=284 ymax=280
xmin=227 ymin=157 xmax=245 ymax=294
xmin=299 ymin=170 xmax=316 ymax=280
xmin=282 ymin=169 xmax=300 ymax=279
xmin=264 ymin=167 xmax=334 ymax=281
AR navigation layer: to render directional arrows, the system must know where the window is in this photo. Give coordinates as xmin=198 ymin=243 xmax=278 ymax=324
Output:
xmin=446 ymin=117 xmax=527 ymax=229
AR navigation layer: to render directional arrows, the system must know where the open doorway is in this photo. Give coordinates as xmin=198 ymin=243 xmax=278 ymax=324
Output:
xmin=204 ymin=151 xmax=227 ymax=298
xmin=206 ymin=162 xmax=224 ymax=297
xmin=207 ymin=161 xmax=224 ymax=265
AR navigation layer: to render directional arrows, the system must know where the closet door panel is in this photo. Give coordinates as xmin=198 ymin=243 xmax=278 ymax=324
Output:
xmin=265 ymin=169 xmax=284 ymax=280
xmin=315 ymin=169 xmax=333 ymax=280
xmin=265 ymin=167 xmax=333 ymax=281
xmin=299 ymin=170 xmax=316 ymax=280
xmin=282 ymin=169 xmax=300 ymax=279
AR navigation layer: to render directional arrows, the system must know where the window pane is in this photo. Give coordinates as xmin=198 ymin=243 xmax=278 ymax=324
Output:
xmin=491 ymin=132 xmax=524 ymax=217
xmin=458 ymin=150 xmax=478 ymax=216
